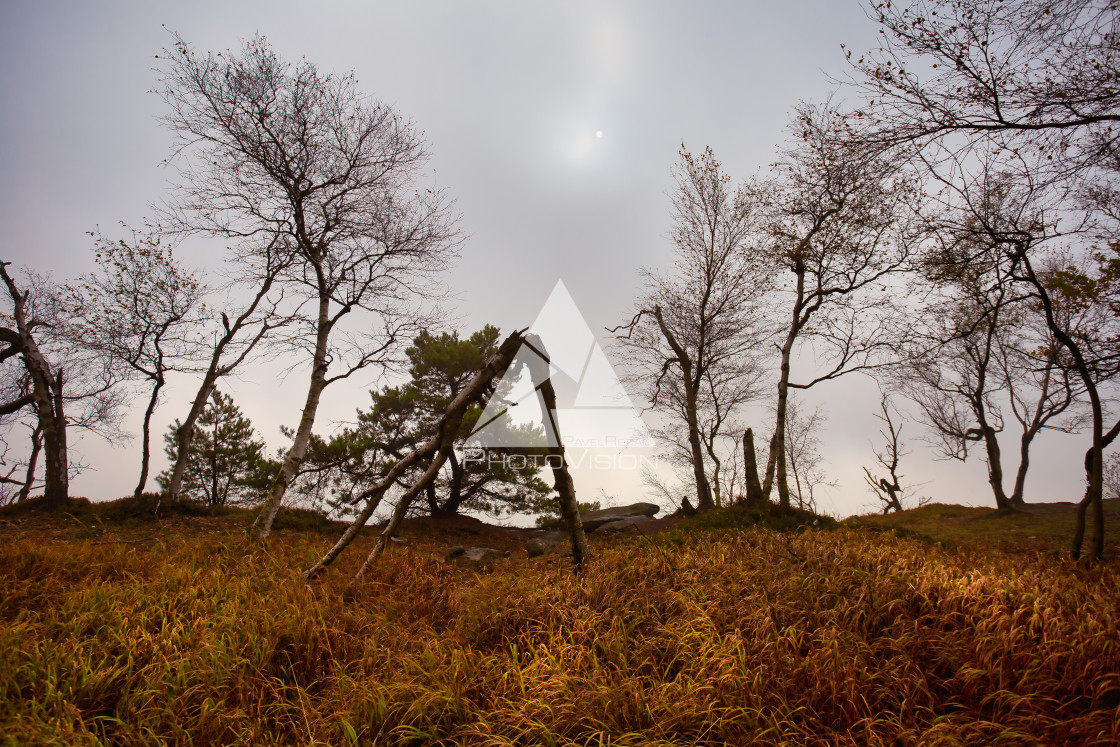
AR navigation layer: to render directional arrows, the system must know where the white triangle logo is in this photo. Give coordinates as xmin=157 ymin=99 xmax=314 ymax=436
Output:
xmin=467 ymin=280 xmax=655 ymax=449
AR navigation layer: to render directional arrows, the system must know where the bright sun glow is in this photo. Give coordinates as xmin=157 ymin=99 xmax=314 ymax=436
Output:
xmin=595 ymin=130 xmax=603 ymax=138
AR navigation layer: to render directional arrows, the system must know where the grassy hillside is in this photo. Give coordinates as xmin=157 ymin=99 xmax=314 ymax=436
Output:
xmin=848 ymin=500 xmax=1120 ymax=556
xmin=0 ymin=499 xmax=1118 ymax=745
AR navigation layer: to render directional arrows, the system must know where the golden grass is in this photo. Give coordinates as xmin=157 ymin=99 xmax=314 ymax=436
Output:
xmin=1 ymin=521 xmax=1118 ymax=745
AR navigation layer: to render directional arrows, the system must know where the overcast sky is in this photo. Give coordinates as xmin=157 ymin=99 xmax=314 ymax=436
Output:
xmin=0 ymin=1 xmax=1092 ymax=519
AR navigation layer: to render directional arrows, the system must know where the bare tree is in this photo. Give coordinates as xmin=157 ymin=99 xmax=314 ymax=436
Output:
xmin=614 ymin=145 xmax=770 ymax=511
xmin=755 ymin=104 xmax=920 ymax=509
xmin=845 ymin=0 xmax=1120 ymax=176
xmin=65 ymin=224 xmax=206 ymax=499
xmin=155 ymin=34 xmax=460 ymax=539
xmin=0 ymin=419 xmax=42 ymax=506
xmin=845 ymin=0 xmax=1120 ymax=558
xmin=0 ymin=264 xmax=123 ymax=508
xmin=164 ymin=235 xmax=291 ymax=505
xmin=897 ymin=221 xmax=1082 ymax=510
xmin=783 ymin=399 xmax=835 ymax=513
xmin=921 ymin=162 xmax=1113 ymax=555
xmin=862 ymin=393 xmax=926 ymax=513
xmin=0 ymin=360 xmax=38 ymax=503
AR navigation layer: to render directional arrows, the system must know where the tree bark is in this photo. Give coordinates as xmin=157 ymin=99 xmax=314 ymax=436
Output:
xmin=770 ymin=323 xmax=798 ymax=509
xmin=425 ymin=477 xmax=440 ymax=514
xmin=352 ymin=447 xmax=455 ymax=581
xmin=167 ymin=377 xmax=218 ymax=504
xmin=37 ymin=370 xmax=68 ymax=510
xmin=436 ymin=450 xmax=466 ymax=514
xmin=1009 ymin=429 xmax=1038 ymax=506
xmin=976 ymin=421 xmax=1013 ymax=512
xmin=704 ymin=434 xmax=724 ymax=508
xmin=0 ymin=393 xmax=33 ymax=416
xmin=765 ymin=262 xmax=809 ymax=510
xmin=252 ymin=295 xmax=332 ymax=540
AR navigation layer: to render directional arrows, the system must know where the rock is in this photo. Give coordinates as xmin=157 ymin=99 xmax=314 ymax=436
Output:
xmin=449 ymin=546 xmax=511 ymax=562
xmin=525 ymin=531 xmax=564 ymax=557
xmin=579 ymin=502 xmax=660 ymax=532
xmin=594 ymin=515 xmax=654 ymax=533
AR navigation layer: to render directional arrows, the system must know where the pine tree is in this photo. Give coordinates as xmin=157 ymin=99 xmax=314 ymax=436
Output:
xmin=293 ymin=326 xmax=552 ymax=516
xmin=158 ymin=391 xmax=267 ymax=507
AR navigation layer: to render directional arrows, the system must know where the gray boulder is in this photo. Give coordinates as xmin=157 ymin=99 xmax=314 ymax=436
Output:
xmin=448 ymin=546 xmax=511 ymax=562
xmin=594 ymin=515 xmax=654 ymax=533
xmin=579 ymin=502 xmax=660 ymax=532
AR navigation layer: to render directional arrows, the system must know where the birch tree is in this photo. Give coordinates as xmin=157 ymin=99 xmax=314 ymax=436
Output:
xmin=614 ymin=146 xmax=770 ymax=511
xmin=757 ymin=105 xmax=920 ymax=509
xmin=155 ymin=34 xmax=460 ymax=540
xmin=164 ymin=234 xmax=291 ymax=504
xmin=846 ymin=0 xmax=1120 ymax=558
xmin=896 ymin=209 xmax=1084 ymax=511
xmin=65 ymin=224 xmax=206 ymax=499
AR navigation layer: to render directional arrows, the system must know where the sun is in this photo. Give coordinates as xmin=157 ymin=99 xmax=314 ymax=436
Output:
xmin=595 ymin=130 xmax=603 ymax=139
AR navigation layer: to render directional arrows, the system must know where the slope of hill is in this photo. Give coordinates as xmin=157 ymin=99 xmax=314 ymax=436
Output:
xmin=848 ymin=500 xmax=1120 ymax=557
xmin=0 ymin=498 xmax=1117 ymax=745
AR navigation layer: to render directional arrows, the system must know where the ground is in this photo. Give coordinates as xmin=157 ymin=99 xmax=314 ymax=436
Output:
xmin=0 ymin=496 xmax=1117 ymax=745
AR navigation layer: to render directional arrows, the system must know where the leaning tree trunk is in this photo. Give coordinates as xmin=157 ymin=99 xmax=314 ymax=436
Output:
xmin=166 ymin=376 xmax=218 ymax=504
xmin=523 ymin=334 xmax=589 ymax=570
xmin=167 ymin=269 xmax=281 ymax=504
xmin=352 ymin=446 xmax=458 ymax=581
xmin=305 ymin=331 xmax=528 ymax=579
xmin=1008 ymin=428 xmax=1039 ymax=506
xmin=306 ymin=330 xmax=589 ymax=580
xmin=17 ymin=422 xmax=43 ymax=502
xmin=1018 ymin=251 xmax=1105 ymax=560
xmin=977 ymin=421 xmax=1013 ymax=512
